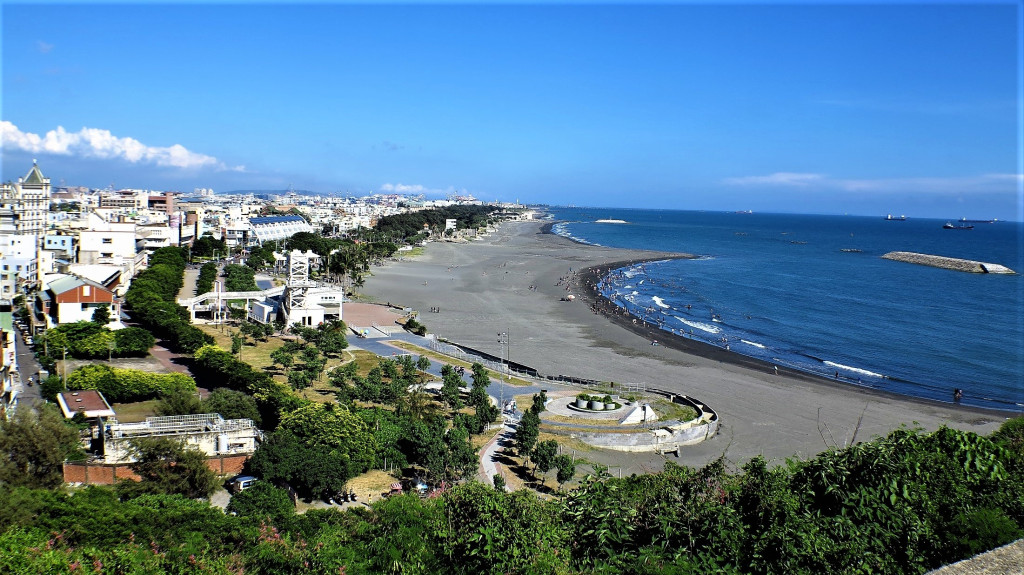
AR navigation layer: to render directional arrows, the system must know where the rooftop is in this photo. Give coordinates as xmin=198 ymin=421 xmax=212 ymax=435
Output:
xmin=56 ymin=390 xmax=116 ymax=419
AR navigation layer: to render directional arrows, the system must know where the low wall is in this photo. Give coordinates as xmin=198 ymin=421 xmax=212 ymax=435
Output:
xmin=569 ymin=394 xmax=719 ymax=453
xmin=64 ymin=454 xmax=249 ymax=486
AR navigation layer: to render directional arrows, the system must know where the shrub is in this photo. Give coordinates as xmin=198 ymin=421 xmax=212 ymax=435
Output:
xmin=66 ymin=364 xmax=196 ymax=402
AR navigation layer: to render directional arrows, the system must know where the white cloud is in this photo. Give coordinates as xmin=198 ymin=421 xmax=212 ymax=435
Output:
xmin=723 ymin=172 xmax=825 ymax=186
xmin=723 ymin=171 xmax=1021 ymax=194
xmin=0 ymin=121 xmax=243 ymax=171
xmin=379 ymin=183 xmax=463 ymax=196
xmin=36 ymin=41 xmax=54 ymax=54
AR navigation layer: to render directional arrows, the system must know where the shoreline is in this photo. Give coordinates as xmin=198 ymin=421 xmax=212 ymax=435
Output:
xmin=572 ymin=258 xmax=1016 ymax=419
xmin=358 ymin=218 xmax=1011 ymax=467
xmin=540 ymin=219 xmax=1016 ymax=416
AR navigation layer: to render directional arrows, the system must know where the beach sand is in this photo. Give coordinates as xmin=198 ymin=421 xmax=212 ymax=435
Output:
xmin=358 ymin=220 xmax=1011 ymax=471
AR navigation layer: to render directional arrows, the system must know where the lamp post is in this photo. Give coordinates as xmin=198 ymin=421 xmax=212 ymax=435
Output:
xmin=214 ymin=280 xmax=223 ymax=329
xmin=497 ymin=330 xmax=508 ymax=416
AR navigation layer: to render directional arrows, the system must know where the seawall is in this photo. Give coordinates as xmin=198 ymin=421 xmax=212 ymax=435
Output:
xmin=881 ymin=251 xmax=1016 ymax=274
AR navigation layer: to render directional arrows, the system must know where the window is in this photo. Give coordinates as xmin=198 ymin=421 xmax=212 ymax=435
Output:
xmin=83 ymin=286 xmax=91 ymax=296
xmin=102 ymin=238 xmax=113 ymax=244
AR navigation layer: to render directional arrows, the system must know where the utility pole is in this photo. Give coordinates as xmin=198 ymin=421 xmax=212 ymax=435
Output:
xmin=497 ymin=330 xmax=508 ymax=417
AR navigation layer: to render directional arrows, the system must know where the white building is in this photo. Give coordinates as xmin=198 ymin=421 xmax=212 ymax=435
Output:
xmin=0 ymin=163 xmax=51 ymax=236
xmin=0 ymin=234 xmax=41 ymax=299
xmin=248 ymin=215 xmax=313 ymax=245
xmin=101 ymin=413 xmax=261 ymax=464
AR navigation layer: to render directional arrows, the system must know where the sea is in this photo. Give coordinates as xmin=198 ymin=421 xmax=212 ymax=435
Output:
xmin=548 ymin=207 xmax=1024 ymax=412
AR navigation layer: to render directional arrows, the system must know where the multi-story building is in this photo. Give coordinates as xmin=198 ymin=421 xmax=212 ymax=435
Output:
xmin=0 ymin=163 xmax=51 ymax=235
xmin=0 ymin=234 xmax=41 ymax=300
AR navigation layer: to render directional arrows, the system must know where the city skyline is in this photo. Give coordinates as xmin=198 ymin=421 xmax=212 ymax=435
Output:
xmin=2 ymin=2 xmax=1020 ymax=220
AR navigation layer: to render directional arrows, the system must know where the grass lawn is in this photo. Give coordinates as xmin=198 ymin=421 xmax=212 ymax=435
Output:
xmin=388 ymin=340 xmax=533 ymax=387
xmin=111 ymin=399 xmax=160 ymax=422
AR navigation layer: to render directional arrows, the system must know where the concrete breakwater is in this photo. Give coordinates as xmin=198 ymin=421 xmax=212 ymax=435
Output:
xmin=882 ymin=251 xmax=1016 ymax=274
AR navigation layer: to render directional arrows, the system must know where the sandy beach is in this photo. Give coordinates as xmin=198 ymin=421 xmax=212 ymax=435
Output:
xmin=358 ymin=219 xmax=1011 ymax=469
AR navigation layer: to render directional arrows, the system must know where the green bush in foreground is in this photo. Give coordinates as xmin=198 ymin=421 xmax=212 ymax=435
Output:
xmin=0 ymin=420 xmax=1020 ymax=574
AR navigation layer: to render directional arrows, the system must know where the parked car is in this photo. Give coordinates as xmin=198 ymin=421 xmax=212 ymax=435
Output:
xmin=228 ymin=475 xmax=258 ymax=494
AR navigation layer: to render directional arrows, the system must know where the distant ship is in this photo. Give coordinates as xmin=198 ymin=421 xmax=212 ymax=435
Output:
xmin=959 ymin=217 xmax=998 ymax=224
xmin=595 ymin=219 xmax=627 ymax=224
xmin=943 ymin=221 xmax=974 ymax=230
xmin=885 ymin=214 xmax=907 ymax=221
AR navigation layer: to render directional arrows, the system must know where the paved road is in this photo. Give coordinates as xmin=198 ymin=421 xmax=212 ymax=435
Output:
xmin=14 ymin=332 xmax=43 ymax=410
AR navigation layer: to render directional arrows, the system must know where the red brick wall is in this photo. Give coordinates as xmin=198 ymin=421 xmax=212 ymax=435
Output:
xmin=65 ymin=455 xmax=249 ymax=486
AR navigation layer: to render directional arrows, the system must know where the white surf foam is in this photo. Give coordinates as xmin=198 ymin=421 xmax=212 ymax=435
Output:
xmin=652 ymin=296 xmax=670 ymax=309
xmin=740 ymin=339 xmax=765 ymax=349
xmin=824 ymin=361 xmax=883 ymax=378
xmin=675 ymin=316 xmax=721 ymax=334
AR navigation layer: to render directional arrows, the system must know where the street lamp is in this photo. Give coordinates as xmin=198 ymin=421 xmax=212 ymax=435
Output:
xmin=497 ymin=330 xmax=508 ymax=416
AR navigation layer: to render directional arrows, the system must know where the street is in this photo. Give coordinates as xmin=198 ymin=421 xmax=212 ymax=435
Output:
xmin=14 ymin=333 xmax=43 ymax=409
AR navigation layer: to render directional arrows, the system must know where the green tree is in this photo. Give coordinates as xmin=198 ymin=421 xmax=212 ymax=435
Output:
xmin=416 ymin=354 xmax=431 ymax=373
xmin=0 ymin=405 xmax=81 ymax=488
xmin=39 ymin=373 xmax=65 ymax=402
xmin=113 ymin=326 xmax=156 ymax=356
xmin=532 ymin=439 xmax=558 ymax=478
xmin=225 ymin=481 xmax=295 ymax=523
xmin=201 ymin=388 xmax=262 ymax=425
xmin=277 ymin=402 xmax=375 ymax=468
xmin=531 ymin=391 xmax=547 ymax=414
xmin=91 ymin=305 xmax=111 ymax=326
xmin=514 ymin=409 xmax=540 ymax=461
xmin=287 ymin=369 xmax=312 ymax=390
xmin=554 ymin=454 xmax=576 ymax=489
xmin=117 ymin=437 xmax=218 ymax=500
xmin=155 ymin=387 xmax=203 ymax=416
xmin=270 ymin=347 xmax=295 ymax=375
xmin=231 ymin=331 xmax=243 ymax=358
xmin=440 ymin=364 xmax=463 ymax=410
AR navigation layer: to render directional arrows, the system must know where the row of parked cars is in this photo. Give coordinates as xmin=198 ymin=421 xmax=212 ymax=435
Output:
xmin=14 ymin=318 xmax=32 ymax=346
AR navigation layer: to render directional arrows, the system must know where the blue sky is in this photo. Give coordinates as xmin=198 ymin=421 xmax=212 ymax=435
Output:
xmin=2 ymin=2 xmax=1020 ymax=220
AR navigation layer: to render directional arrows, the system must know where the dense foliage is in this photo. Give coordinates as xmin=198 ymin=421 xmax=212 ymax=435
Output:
xmin=124 ymin=246 xmax=214 ymax=353
xmin=374 ymin=205 xmax=500 ymax=242
xmin=222 ymin=264 xmax=258 ymax=292
xmin=195 ymin=262 xmax=218 ymax=294
xmin=65 ymin=364 xmax=196 ymax=403
xmin=190 ymin=233 xmax=227 ymax=260
xmin=0 ymin=420 xmax=1021 ymax=573
xmin=36 ymin=321 xmax=155 ymax=362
